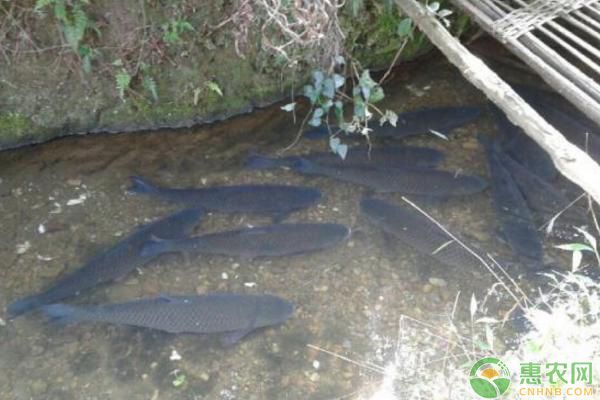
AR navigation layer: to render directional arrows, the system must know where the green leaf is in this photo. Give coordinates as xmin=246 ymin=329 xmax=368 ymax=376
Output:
xmin=303 ymin=85 xmax=317 ymax=104
xmin=359 ymin=69 xmax=377 ymax=89
xmin=337 ymin=143 xmax=348 ymax=159
xmin=555 ymin=243 xmax=594 ymax=252
xmin=397 ymin=18 xmax=413 ymax=38
xmin=205 ymin=81 xmax=223 ymax=97
xmin=143 ymin=76 xmax=159 ymax=101
xmin=115 ymin=68 xmax=131 ymax=101
xmin=332 ymin=74 xmax=345 ymax=89
xmin=369 ymin=86 xmax=385 ymax=103
xmin=322 ymin=78 xmax=335 ymax=99
xmin=309 ymin=108 xmax=324 ymax=127
xmin=312 ymin=70 xmax=324 ymax=90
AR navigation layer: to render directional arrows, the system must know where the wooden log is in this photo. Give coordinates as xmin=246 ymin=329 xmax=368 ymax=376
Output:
xmin=455 ymin=0 xmax=600 ymax=127
xmin=395 ymin=0 xmax=600 ymax=204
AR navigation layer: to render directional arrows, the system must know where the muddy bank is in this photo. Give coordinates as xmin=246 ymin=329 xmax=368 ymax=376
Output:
xmin=0 ymin=0 xmax=446 ymax=150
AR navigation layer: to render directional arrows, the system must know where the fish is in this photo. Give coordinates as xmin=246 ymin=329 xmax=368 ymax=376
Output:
xmin=371 ymin=106 xmax=482 ymax=138
xmin=478 ymin=134 xmax=544 ymax=267
xmin=245 ymin=145 xmax=444 ymax=170
xmin=304 ymin=125 xmax=338 ymax=140
xmin=7 ymin=208 xmax=204 ymax=318
xmin=303 ymin=106 xmax=482 ymax=139
xmin=499 ymin=150 xmax=585 ymax=222
xmin=513 ymin=84 xmax=599 ymax=137
xmin=128 ymin=176 xmax=321 ymax=219
xmin=490 ymin=104 xmax=558 ymax=181
xmin=514 ymin=86 xmax=600 ymax=157
xmin=360 ymin=198 xmax=485 ymax=270
xmin=141 ymin=223 xmax=349 ymax=259
xmin=283 ymin=157 xmax=487 ymax=196
xmin=42 ymin=293 xmax=294 ymax=346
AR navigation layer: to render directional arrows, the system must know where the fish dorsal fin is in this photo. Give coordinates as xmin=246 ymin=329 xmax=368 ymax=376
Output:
xmin=157 ymin=294 xmax=176 ymax=303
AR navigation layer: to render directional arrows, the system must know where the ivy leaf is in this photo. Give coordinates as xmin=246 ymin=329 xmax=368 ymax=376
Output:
xmin=309 ymin=108 xmax=324 ymax=127
xmin=332 ymin=74 xmax=345 ymax=89
xmin=322 ymin=78 xmax=335 ymax=99
xmin=312 ymin=70 xmax=324 ymax=91
xmin=397 ymin=18 xmax=413 ymax=38
xmin=303 ymin=85 xmax=317 ymax=104
xmin=369 ymin=86 xmax=385 ymax=103
xmin=336 ymin=143 xmax=348 ymax=160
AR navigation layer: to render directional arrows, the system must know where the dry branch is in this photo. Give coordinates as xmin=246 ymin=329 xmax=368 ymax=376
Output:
xmin=395 ymin=0 xmax=600 ymax=205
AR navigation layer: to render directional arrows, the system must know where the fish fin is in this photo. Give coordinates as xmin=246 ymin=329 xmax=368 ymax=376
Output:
xmin=220 ymin=328 xmax=255 ymax=347
xmin=41 ymin=304 xmax=84 ymax=325
xmin=6 ymin=294 xmax=43 ymax=318
xmin=244 ymin=154 xmax=281 ymax=170
xmin=157 ymin=294 xmax=177 ymax=302
xmin=127 ymin=176 xmax=159 ymax=195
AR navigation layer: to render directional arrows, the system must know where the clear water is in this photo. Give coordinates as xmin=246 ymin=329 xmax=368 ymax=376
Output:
xmin=0 ymin=59 xmax=572 ymax=399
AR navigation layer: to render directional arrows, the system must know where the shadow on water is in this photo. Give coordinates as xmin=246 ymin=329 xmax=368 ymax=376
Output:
xmin=0 ymin=57 xmax=575 ymax=399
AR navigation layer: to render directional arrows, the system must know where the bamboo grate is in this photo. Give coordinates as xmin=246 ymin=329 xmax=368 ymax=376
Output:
xmin=451 ymin=0 xmax=600 ymax=126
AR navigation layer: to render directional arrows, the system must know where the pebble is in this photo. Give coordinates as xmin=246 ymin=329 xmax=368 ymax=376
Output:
xmin=200 ymin=372 xmax=210 ymax=382
xmin=66 ymin=178 xmax=82 ymax=186
xmin=16 ymin=241 xmax=31 ymax=254
xmin=422 ymin=283 xmax=433 ymax=293
xmin=308 ymin=372 xmax=319 ymax=382
xmin=429 ymin=277 xmax=447 ymax=287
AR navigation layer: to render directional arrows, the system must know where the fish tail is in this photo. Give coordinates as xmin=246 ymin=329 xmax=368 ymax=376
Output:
xmin=128 ymin=176 xmax=159 ymax=195
xmin=6 ymin=294 xmax=43 ymax=318
xmin=244 ymin=154 xmax=283 ymax=170
xmin=41 ymin=304 xmax=88 ymax=325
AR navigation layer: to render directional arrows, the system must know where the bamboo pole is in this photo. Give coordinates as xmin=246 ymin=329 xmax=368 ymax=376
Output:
xmin=395 ymin=0 xmax=600 ymax=204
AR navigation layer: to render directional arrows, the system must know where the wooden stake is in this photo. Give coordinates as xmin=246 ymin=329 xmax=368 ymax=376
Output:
xmin=395 ymin=0 xmax=600 ymax=204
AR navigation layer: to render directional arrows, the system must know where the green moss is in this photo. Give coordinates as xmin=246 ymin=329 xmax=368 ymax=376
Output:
xmin=0 ymin=113 xmax=34 ymax=143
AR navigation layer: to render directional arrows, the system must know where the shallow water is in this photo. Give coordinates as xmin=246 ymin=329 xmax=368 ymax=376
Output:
xmin=0 ymin=58 xmax=578 ymax=399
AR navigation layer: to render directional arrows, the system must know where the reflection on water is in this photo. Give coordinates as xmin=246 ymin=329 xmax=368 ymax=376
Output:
xmin=0 ymin=58 xmax=573 ymax=399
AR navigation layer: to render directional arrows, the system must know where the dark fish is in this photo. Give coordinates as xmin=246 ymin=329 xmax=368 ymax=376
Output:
xmin=304 ymin=125 xmax=338 ymax=140
xmin=360 ymin=198 xmax=484 ymax=270
xmin=490 ymin=104 xmax=558 ymax=181
xmin=42 ymin=293 xmax=294 ymax=345
xmin=499 ymin=151 xmax=585 ymax=221
xmin=245 ymin=145 xmax=444 ymax=170
xmin=128 ymin=176 xmax=321 ymax=219
xmin=479 ymin=134 xmax=544 ymax=266
xmin=285 ymin=158 xmax=487 ymax=196
xmin=513 ymin=84 xmax=599 ymax=137
xmin=514 ymin=86 xmax=600 ymax=157
xmin=7 ymin=208 xmax=204 ymax=318
xmin=371 ymin=106 xmax=482 ymax=138
xmin=141 ymin=223 xmax=349 ymax=259
xmin=303 ymin=106 xmax=482 ymax=139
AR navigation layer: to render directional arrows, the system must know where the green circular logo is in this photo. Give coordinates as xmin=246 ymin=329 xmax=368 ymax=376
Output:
xmin=469 ymin=357 xmax=511 ymax=398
